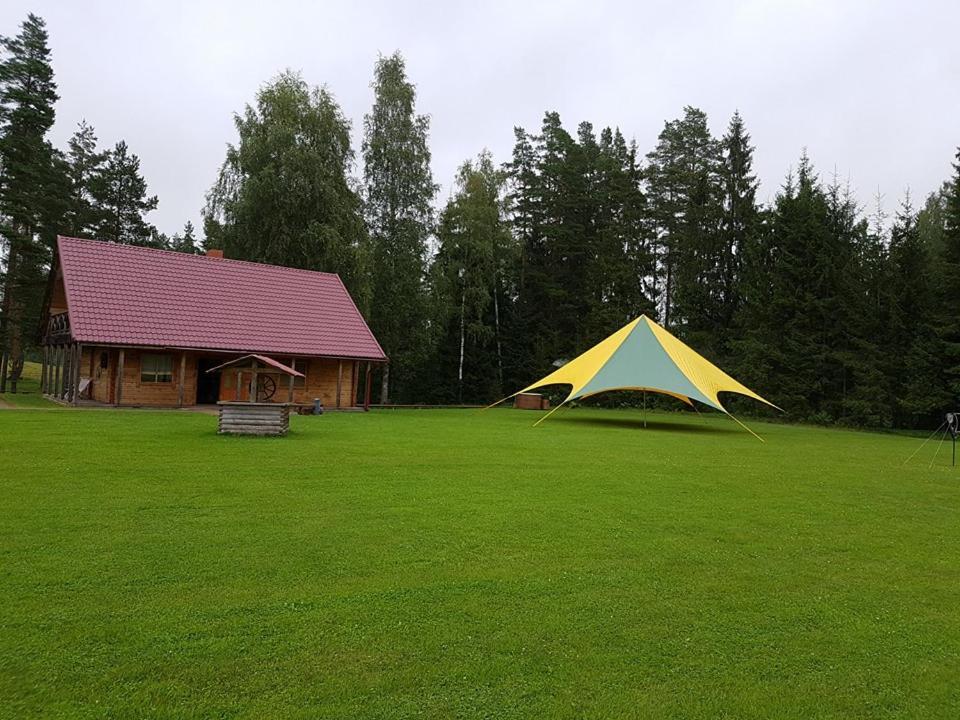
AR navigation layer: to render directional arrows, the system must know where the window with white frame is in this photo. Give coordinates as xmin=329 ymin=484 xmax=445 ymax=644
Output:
xmin=141 ymin=353 xmax=173 ymax=383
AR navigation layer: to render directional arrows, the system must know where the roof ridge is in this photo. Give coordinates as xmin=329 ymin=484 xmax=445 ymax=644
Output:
xmin=57 ymin=235 xmax=345 ymax=280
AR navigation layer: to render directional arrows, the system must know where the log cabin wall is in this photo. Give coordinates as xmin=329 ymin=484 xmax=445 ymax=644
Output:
xmin=115 ymin=348 xmax=197 ymax=406
xmin=85 ymin=350 xmax=359 ymax=408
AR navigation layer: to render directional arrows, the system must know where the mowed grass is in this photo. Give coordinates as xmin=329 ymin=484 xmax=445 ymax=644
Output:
xmin=1 ymin=404 xmax=959 ymax=719
xmin=0 ymin=362 xmax=54 ymax=409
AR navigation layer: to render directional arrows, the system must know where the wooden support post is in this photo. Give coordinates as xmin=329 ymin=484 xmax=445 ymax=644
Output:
xmin=288 ymin=357 xmax=297 ymax=403
xmin=56 ymin=346 xmax=64 ymax=399
xmin=235 ymin=370 xmax=242 ymax=401
xmin=66 ymin=344 xmax=73 ymax=403
xmin=177 ymin=352 xmax=187 ymax=408
xmin=71 ymin=343 xmax=82 ymax=405
xmin=352 ymin=360 xmax=359 ymax=406
xmin=52 ymin=346 xmax=61 ymax=398
xmin=61 ymin=345 xmax=71 ymax=400
xmin=40 ymin=345 xmax=48 ymax=394
xmin=114 ymin=349 xmax=124 ymax=406
xmin=336 ymin=359 xmax=343 ymax=409
xmin=61 ymin=345 xmax=68 ymax=399
xmin=64 ymin=345 xmax=70 ymax=399
xmin=364 ymin=362 xmax=372 ymax=411
xmin=249 ymin=370 xmax=258 ymax=402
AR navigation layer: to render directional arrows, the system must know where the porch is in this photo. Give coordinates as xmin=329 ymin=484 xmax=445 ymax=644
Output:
xmin=40 ymin=319 xmax=378 ymax=410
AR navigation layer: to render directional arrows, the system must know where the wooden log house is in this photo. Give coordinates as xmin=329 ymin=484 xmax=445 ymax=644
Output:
xmin=39 ymin=236 xmax=387 ymax=409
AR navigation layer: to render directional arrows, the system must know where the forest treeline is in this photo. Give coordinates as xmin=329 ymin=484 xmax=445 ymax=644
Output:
xmin=2 ymin=13 xmax=960 ymax=428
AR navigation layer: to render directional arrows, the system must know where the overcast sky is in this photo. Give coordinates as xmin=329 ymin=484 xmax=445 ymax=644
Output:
xmin=2 ymin=0 xmax=958 ymax=237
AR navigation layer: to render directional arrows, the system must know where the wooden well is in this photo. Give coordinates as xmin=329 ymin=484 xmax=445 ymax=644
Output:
xmin=217 ymin=401 xmax=292 ymax=436
xmin=206 ymin=354 xmax=305 ymax=436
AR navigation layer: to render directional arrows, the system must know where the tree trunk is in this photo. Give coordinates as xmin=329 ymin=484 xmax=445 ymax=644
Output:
xmin=0 ymin=237 xmax=16 ymax=394
xmin=10 ymin=352 xmax=23 ymax=394
xmin=3 ymin=233 xmax=24 ymax=394
xmin=380 ymin=364 xmax=390 ymax=405
xmin=493 ymin=273 xmax=503 ymax=387
xmin=458 ymin=288 xmax=465 ymax=404
xmin=664 ymin=258 xmax=673 ymax=329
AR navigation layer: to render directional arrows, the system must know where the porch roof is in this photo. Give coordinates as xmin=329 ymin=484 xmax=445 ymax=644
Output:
xmin=205 ymin=354 xmax=305 ymax=377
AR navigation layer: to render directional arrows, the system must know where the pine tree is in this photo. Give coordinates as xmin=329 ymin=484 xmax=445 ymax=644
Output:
xmin=362 ymin=52 xmax=436 ymax=402
xmin=645 ymin=107 xmax=724 ymax=347
xmin=504 ymin=113 xmax=583 ymax=381
xmin=502 ymin=112 xmax=656 ymax=400
xmin=89 ymin=140 xmax=158 ymax=245
xmin=584 ymin=126 xmax=655 ymax=343
xmin=205 ymin=71 xmax=366 ymax=293
xmin=0 ymin=13 xmax=60 ymax=393
xmin=64 ymin=120 xmax=106 ymax=236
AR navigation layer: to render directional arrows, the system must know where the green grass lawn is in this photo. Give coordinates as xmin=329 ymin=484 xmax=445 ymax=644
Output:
xmin=0 ymin=361 xmax=56 ymax=409
xmin=1 ymin=405 xmax=959 ymax=719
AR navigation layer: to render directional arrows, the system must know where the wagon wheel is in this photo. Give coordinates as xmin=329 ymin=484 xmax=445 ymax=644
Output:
xmin=256 ymin=375 xmax=277 ymax=401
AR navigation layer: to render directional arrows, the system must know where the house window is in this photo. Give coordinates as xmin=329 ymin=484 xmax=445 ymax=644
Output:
xmin=291 ymin=359 xmax=307 ymax=387
xmin=141 ymin=353 xmax=173 ymax=383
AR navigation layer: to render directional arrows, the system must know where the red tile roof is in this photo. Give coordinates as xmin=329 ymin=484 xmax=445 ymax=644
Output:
xmin=57 ymin=236 xmax=387 ymax=360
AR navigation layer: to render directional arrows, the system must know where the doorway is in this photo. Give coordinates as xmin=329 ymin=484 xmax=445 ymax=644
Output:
xmin=196 ymin=357 xmax=222 ymax=404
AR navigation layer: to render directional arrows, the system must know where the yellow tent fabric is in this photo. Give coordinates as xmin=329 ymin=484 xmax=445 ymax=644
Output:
xmin=496 ymin=315 xmax=779 ymax=430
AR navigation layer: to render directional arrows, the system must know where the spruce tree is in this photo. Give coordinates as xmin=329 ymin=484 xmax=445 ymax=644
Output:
xmin=717 ymin=111 xmax=758 ymax=348
xmin=169 ymin=220 xmax=200 ymax=254
xmin=937 ymin=148 xmax=960 ymax=401
xmin=362 ymin=51 xmax=436 ymax=402
xmin=888 ymin=194 xmax=945 ymax=425
xmin=90 ymin=140 xmax=158 ymax=245
xmin=733 ymin=155 xmax=833 ymax=418
xmin=0 ymin=13 xmax=59 ymax=393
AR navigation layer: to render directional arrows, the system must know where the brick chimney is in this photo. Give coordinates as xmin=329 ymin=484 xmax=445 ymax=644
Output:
xmin=206 ymin=249 xmax=224 ymax=259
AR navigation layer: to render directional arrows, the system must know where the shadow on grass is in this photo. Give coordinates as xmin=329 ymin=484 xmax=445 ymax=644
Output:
xmin=553 ymin=413 xmax=743 ymax=435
